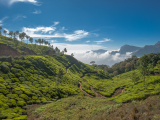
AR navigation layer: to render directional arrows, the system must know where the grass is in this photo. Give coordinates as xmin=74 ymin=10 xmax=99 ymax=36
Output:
xmin=28 ymin=95 xmax=121 ymax=120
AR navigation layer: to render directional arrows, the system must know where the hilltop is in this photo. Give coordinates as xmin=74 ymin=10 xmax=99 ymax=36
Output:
xmin=0 ymin=35 xmax=56 ymax=58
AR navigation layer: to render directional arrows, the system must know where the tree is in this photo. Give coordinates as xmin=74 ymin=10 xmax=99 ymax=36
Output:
xmin=71 ymin=53 xmax=74 ymax=57
xmin=113 ymin=71 xmax=118 ymax=76
xmin=13 ymin=32 xmax=16 ymax=40
xmin=25 ymin=35 xmax=30 ymax=43
xmin=0 ymin=26 xmax=2 ymax=35
xmin=29 ymin=37 xmax=33 ymax=44
xmin=41 ymin=39 xmax=44 ymax=45
xmin=3 ymin=30 xmax=7 ymax=36
xmin=35 ymin=40 xmax=38 ymax=45
xmin=90 ymin=61 xmax=95 ymax=65
xmin=8 ymin=31 xmax=14 ymax=38
xmin=55 ymin=47 xmax=58 ymax=52
xmin=138 ymin=54 xmax=150 ymax=85
xmin=19 ymin=32 xmax=26 ymax=43
xmin=61 ymin=51 xmax=64 ymax=55
xmin=44 ymin=40 xmax=48 ymax=45
xmin=125 ymin=62 xmax=131 ymax=72
xmin=64 ymin=48 xmax=67 ymax=54
xmin=15 ymin=30 xmax=19 ymax=36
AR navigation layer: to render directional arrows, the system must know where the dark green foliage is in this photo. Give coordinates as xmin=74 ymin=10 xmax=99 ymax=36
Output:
xmin=1 ymin=64 xmax=10 ymax=73
xmin=0 ymin=55 xmax=84 ymax=119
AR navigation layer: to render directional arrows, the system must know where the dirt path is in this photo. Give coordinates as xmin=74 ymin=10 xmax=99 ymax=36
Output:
xmin=66 ymin=65 xmax=123 ymax=99
xmin=82 ymin=78 xmax=107 ymax=98
xmin=79 ymin=81 xmax=94 ymax=98
xmin=111 ymin=87 xmax=125 ymax=97
xmin=66 ymin=69 xmax=71 ymax=76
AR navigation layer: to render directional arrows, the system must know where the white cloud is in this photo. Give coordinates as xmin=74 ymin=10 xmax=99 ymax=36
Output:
xmin=32 ymin=9 xmax=41 ymax=14
xmin=74 ymin=51 xmax=132 ymax=66
xmin=23 ymin=26 xmax=56 ymax=35
xmin=3 ymin=28 xmax=9 ymax=33
xmin=62 ymin=27 xmax=67 ymax=30
xmin=86 ymin=40 xmax=90 ymax=43
xmin=94 ymin=38 xmax=111 ymax=43
xmin=49 ymin=42 xmax=132 ymax=66
xmin=50 ymin=43 xmax=107 ymax=54
xmin=0 ymin=16 xmax=9 ymax=25
xmin=64 ymin=30 xmax=89 ymax=41
xmin=53 ymin=21 xmax=59 ymax=26
xmin=13 ymin=15 xmax=27 ymax=21
xmin=51 ymin=40 xmax=58 ymax=43
xmin=21 ymin=25 xmax=90 ymax=41
xmin=9 ymin=0 xmax=41 ymax=6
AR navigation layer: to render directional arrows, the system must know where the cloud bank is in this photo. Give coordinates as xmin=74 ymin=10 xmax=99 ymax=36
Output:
xmin=9 ymin=0 xmax=41 ymax=6
xmin=49 ymin=42 xmax=132 ymax=67
xmin=22 ymin=25 xmax=89 ymax=41
xmin=74 ymin=51 xmax=132 ymax=67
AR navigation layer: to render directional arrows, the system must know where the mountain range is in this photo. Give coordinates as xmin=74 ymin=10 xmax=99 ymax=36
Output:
xmin=87 ymin=41 xmax=160 ymax=57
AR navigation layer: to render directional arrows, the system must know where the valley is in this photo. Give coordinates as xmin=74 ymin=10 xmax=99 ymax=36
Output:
xmin=0 ymin=35 xmax=160 ymax=120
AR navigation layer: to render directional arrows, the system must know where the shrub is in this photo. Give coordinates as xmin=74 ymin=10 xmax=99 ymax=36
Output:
xmin=11 ymin=68 xmax=18 ymax=74
xmin=7 ymin=99 xmax=17 ymax=107
xmin=1 ymin=64 xmax=10 ymax=73
xmin=19 ymin=94 xmax=28 ymax=100
xmin=17 ymin=101 xmax=26 ymax=107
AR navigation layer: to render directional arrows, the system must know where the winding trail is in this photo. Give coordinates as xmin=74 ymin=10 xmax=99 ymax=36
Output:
xmin=66 ymin=62 xmax=124 ymax=99
xmin=79 ymin=81 xmax=94 ymax=98
xmin=82 ymin=78 xmax=107 ymax=98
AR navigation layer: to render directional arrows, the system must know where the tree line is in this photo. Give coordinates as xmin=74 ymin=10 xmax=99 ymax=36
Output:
xmin=0 ymin=26 xmax=73 ymax=56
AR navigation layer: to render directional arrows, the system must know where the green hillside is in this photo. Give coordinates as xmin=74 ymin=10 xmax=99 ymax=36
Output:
xmin=1 ymin=35 xmax=160 ymax=120
xmin=0 ymin=35 xmax=55 ymax=55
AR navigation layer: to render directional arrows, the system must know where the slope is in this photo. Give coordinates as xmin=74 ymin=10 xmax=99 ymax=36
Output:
xmin=0 ymin=35 xmax=55 ymax=57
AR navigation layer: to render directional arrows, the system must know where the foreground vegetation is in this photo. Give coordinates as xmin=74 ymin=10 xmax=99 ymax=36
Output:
xmin=27 ymin=94 xmax=160 ymax=120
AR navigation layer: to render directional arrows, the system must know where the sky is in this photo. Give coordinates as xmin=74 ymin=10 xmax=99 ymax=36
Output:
xmin=0 ymin=0 xmax=160 ymax=66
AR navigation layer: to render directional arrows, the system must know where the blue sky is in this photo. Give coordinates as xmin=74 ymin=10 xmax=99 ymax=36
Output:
xmin=0 ymin=0 xmax=160 ymax=66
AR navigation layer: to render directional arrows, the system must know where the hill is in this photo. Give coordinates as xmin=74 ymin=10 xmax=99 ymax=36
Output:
xmin=1 ymin=35 xmax=160 ymax=120
xmin=0 ymin=35 xmax=56 ymax=57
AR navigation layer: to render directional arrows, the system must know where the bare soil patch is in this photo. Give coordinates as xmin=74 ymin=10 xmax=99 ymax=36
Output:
xmin=0 ymin=43 xmax=21 ymax=58
xmin=79 ymin=81 xmax=94 ymax=98
xmin=111 ymin=87 xmax=125 ymax=97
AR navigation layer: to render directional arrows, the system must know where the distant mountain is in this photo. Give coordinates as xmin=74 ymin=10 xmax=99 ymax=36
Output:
xmin=110 ymin=45 xmax=141 ymax=55
xmin=86 ymin=49 xmax=108 ymax=54
xmin=86 ymin=41 xmax=160 ymax=58
xmin=133 ymin=41 xmax=160 ymax=57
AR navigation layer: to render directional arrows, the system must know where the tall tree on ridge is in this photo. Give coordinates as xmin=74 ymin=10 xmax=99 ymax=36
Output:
xmin=13 ymin=32 xmax=16 ymax=40
xmin=25 ymin=35 xmax=30 ymax=44
xmin=3 ymin=30 xmax=7 ymax=36
xmin=38 ymin=38 xmax=41 ymax=45
xmin=8 ymin=31 xmax=13 ymax=38
xmin=64 ymin=48 xmax=67 ymax=54
xmin=19 ymin=32 xmax=26 ymax=43
xmin=35 ymin=40 xmax=38 ymax=46
xmin=15 ymin=30 xmax=19 ymax=36
xmin=29 ymin=37 xmax=33 ymax=44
